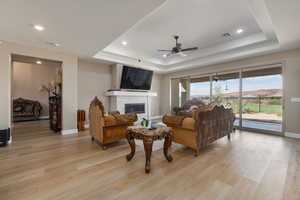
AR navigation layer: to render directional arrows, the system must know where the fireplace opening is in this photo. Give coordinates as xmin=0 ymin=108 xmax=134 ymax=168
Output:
xmin=125 ymin=103 xmax=145 ymax=114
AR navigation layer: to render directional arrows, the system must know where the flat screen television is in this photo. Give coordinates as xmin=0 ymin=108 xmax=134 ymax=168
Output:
xmin=120 ymin=66 xmax=153 ymax=90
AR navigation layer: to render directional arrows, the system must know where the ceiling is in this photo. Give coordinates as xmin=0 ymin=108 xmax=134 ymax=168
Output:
xmin=95 ymin=0 xmax=300 ymax=73
xmin=102 ymin=0 xmax=263 ymax=65
xmin=1 ymin=0 xmax=300 ymax=73
xmin=0 ymin=0 xmax=166 ymax=56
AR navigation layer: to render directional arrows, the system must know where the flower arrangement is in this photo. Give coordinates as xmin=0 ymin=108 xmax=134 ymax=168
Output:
xmin=40 ymin=68 xmax=62 ymax=97
xmin=141 ymin=118 xmax=151 ymax=128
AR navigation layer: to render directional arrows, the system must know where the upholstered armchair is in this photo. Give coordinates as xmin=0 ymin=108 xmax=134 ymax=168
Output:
xmin=89 ymin=97 xmax=138 ymax=149
xmin=163 ymin=104 xmax=235 ymax=156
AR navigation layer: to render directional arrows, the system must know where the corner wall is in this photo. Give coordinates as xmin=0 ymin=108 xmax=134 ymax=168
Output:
xmin=161 ymin=48 xmax=300 ymax=135
xmin=77 ymin=60 xmax=162 ymax=124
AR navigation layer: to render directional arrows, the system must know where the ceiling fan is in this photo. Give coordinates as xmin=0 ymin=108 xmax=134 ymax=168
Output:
xmin=158 ymin=35 xmax=198 ymax=57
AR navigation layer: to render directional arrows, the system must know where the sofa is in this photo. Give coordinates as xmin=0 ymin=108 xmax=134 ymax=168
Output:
xmin=89 ymin=97 xmax=138 ymax=149
xmin=13 ymin=98 xmax=42 ymax=122
xmin=163 ymin=104 xmax=235 ymax=156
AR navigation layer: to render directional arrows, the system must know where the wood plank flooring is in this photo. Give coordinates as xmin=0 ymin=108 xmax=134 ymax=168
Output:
xmin=0 ymin=120 xmax=299 ymax=200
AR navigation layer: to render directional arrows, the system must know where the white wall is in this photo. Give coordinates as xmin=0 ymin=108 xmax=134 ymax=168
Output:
xmin=150 ymin=73 xmax=162 ymax=117
xmin=160 ymin=48 xmax=300 ymax=135
xmin=78 ymin=60 xmax=112 ymax=118
xmin=0 ymin=41 xmax=78 ymax=132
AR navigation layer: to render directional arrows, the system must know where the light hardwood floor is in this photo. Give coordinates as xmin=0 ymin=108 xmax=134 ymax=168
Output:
xmin=0 ymin=120 xmax=299 ymax=200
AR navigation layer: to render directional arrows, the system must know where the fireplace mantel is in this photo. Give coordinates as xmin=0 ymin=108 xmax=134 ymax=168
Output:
xmin=104 ymin=91 xmax=157 ymax=97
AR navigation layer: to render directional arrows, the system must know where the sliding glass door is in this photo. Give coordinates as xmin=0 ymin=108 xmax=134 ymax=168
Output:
xmin=170 ymin=65 xmax=283 ymax=134
xmin=190 ymin=76 xmax=211 ymax=104
xmin=241 ymin=67 xmax=283 ymax=132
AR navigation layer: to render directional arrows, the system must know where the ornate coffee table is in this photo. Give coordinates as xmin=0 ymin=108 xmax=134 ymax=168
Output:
xmin=126 ymin=125 xmax=173 ymax=173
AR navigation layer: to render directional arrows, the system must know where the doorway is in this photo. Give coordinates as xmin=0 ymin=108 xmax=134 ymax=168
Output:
xmin=11 ymin=54 xmax=63 ymax=139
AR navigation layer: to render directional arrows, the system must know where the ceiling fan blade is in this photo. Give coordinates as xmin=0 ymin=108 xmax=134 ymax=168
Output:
xmin=158 ymin=49 xmax=172 ymax=52
xmin=181 ymin=47 xmax=198 ymax=52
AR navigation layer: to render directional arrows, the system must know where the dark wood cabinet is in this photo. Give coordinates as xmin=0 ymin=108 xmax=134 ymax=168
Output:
xmin=49 ymin=96 xmax=62 ymax=132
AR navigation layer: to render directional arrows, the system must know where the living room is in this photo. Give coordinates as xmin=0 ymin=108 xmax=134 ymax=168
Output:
xmin=0 ymin=0 xmax=300 ymax=199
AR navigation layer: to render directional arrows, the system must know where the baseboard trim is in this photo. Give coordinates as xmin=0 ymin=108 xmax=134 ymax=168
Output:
xmin=61 ymin=129 xmax=78 ymax=135
xmin=285 ymin=132 xmax=300 ymax=139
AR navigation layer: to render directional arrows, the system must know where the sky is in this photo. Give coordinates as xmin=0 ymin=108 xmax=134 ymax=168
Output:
xmin=190 ymin=74 xmax=282 ymax=96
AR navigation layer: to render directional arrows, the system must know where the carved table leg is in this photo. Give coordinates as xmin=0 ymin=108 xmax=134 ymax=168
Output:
xmin=126 ymin=134 xmax=136 ymax=161
xmin=143 ymin=138 xmax=153 ymax=173
xmin=163 ymin=134 xmax=173 ymax=162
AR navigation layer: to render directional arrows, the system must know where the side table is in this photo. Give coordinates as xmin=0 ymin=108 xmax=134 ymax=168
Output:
xmin=126 ymin=125 xmax=173 ymax=173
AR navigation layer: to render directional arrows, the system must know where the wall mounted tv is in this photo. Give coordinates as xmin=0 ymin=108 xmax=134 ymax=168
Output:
xmin=120 ymin=66 xmax=153 ymax=90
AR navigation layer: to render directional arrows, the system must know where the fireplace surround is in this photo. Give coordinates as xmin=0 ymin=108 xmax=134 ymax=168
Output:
xmin=104 ymin=91 xmax=157 ymax=120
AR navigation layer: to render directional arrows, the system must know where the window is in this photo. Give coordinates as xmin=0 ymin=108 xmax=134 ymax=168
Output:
xmin=190 ymin=76 xmax=210 ymax=104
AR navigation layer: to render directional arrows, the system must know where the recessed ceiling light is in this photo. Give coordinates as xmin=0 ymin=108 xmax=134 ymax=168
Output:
xmin=36 ymin=60 xmax=42 ymax=65
xmin=122 ymin=41 xmax=127 ymax=46
xmin=236 ymin=28 xmax=244 ymax=34
xmin=163 ymin=54 xmax=167 ymax=58
xmin=33 ymin=24 xmax=45 ymax=31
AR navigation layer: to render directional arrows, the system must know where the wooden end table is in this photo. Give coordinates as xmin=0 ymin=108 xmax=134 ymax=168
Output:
xmin=126 ymin=125 xmax=173 ymax=173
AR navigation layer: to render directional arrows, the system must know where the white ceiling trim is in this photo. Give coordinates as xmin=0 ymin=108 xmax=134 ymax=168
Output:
xmin=163 ymin=40 xmax=280 ymax=73
xmin=94 ymin=51 xmax=162 ymax=72
xmin=248 ymin=0 xmax=278 ymax=41
xmin=93 ymin=0 xmax=281 ymax=74
xmin=94 ymin=33 xmax=267 ymax=67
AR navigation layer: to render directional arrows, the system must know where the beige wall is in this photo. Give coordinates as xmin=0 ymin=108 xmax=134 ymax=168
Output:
xmin=150 ymin=73 xmax=162 ymax=117
xmin=78 ymin=60 xmax=112 ymax=119
xmin=161 ymin=48 xmax=300 ymax=134
xmin=12 ymin=62 xmax=61 ymax=117
xmin=0 ymin=41 xmax=78 ymax=132
xmin=77 ymin=60 xmax=162 ymax=124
